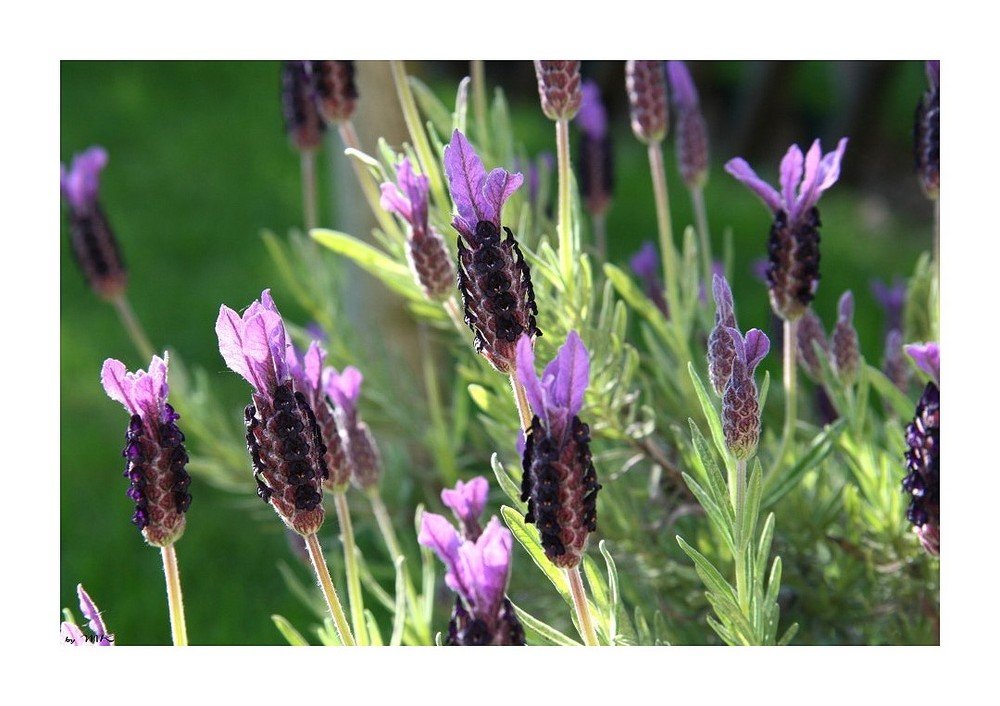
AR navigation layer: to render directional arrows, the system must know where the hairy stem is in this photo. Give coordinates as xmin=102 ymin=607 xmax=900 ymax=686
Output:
xmin=691 ymin=185 xmax=713 ymax=292
xmin=160 ymin=544 xmax=188 ymax=646
xmin=111 ymin=294 xmax=155 ymax=361
xmin=566 ymin=565 xmax=600 ymax=646
xmin=301 ymin=149 xmax=318 ymax=233
xmin=775 ymin=317 xmax=799 ymax=465
xmin=508 ymin=370 xmax=533 ymax=433
xmin=647 ymin=143 xmax=678 ymax=316
xmin=556 ymin=117 xmax=575 ymax=287
xmin=304 ymin=532 xmax=356 ymax=646
xmin=333 ymin=491 xmax=367 ymax=646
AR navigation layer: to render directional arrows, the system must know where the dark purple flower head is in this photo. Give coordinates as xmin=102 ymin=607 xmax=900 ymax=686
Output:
xmin=445 ymin=130 xmax=524 ymax=245
xmin=903 ymin=379 xmax=940 ymax=556
xmin=307 ymin=60 xmax=358 ymax=125
xmin=280 ymin=60 xmax=325 ymax=152
xmin=626 ymin=60 xmax=668 ymax=144
xmin=516 ymin=332 xmax=600 ymax=568
xmin=419 ymin=513 xmax=523 ymax=644
xmin=217 ymin=291 xmax=327 ymax=536
xmin=441 ymin=476 xmax=490 ymax=541
xmin=61 ymin=584 xmax=113 ymax=646
xmin=726 ymin=138 xmax=847 ymax=321
xmin=831 ymin=291 xmax=860 ymax=384
xmin=102 ymin=354 xmax=191 ymax=546
xmin=722 ymin=327 xmax=769 ymax=460
xmin=445 ymin=130 xmax=540 ymax=373
xmin=576 ymin=80 xmax=608 ymax=139
xmin=381 ymin=158 xmax=455 ymax=301
xmin=533 ymin=61 xmax=582 ymax=121
xmin=914 ymin=60 xmax=940 ymax=200
xmin=516 ymin=330 xmax=589 ymax=444
xmin=60 ymin=146 xmax=108 ymax=213
xmin=905 ymin=342 xmax=940 ymax=386
xmin=871 ymin=277 xmax=907 ymax=334
xmin=707 ymin=274 xmax=740 ymax=395
xmin=725 ymin=138 xmax=848 ymax=227
xmin=667 ymin=61 xmax=710 ymax=188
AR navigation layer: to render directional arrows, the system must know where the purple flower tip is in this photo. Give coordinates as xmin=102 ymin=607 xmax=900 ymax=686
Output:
xmin=905 ymin=342 xmax=940 ymax=384
xmin=324 ymin=365 xmax=363 ymax=417
xmin=215 ymin=289 xmax=290 ymax=394
xmin=837 ymin=290 xmax=854 ymax=322
xmin=728 ymin=327 xmax=769 ymax=373
xmin=517 ymin=330 xmax=589 ymax=437
xmin=444 ymin=129 xmax=523 ymax=242
xmin=441 ymin=476 xmax=490 ymax=527
xmin=666 ymin=61 xmax=699 ymax=109
xmin=60 ymin=146 xmax=109 ymax=211
xmin=380 ymin=158 xmax=430 ymax=233
xmin=62 ymin=584 xmax=113 ymax=646
xmin=712 ymin=273 xmax=735 ymax=324
xmin=629 ymin=241 xmax=660 ymax=282
xmin=101 ymin=354 xmax=171 ymax=430
xmin=870 ymin=277 xmax=907 ymax=313
xmin=576 ymin=80 xmax=608 ymax=139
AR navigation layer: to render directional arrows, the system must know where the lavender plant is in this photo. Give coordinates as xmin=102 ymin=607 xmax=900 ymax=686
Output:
xmin=62 ymin=60 xmax=939 ymax=647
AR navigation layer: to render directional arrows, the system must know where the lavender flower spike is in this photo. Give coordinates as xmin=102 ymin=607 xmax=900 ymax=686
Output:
xmin=667 ymin=61 xmax=709 ymax=189
xmin=60 ymin=146 xmax=127 ymax=300
xmin=902 ymin=340 xmax=940 ymax=556
xmin=445 ymin=129 xmax=540 ymax=373
xmin=626 ymin=60 xmax=668 ymax=144
xmin=516 ymin=331 xmax=601 ymax=568
xmin=216 ymin=290 xmax=327 ymax=536
xmin=324 ymin=365 xmax=382 ymax=492
xmin=441 ymin=476 xmax=490 ymax=541
xmin=418 ymin=514 xmax=524 ymax=645
xmin=831 ymin=291 xmax=861 ymax=384
xmin=62 ymin=584 xmax=114 ymax=646
xmin=280 ymin=60 xmax=325 ymax=153
xmin=914 ymin=60 xmax=940 ymax=200
xmin=722 ymin=328 xmax=770 ymax=460
xmin=725 ymin=138 xmax=848 ymax=321
xmin=102 ymin=354 xmax=192 ymax=547
xmin=380 ymin=158 xmax=456 ymax=301
xmin=534 ymin=61 xmax=582 ymax=121
xmin=307 ymin=60 xmax=358 ymax=125
xmin=707 ymin=274 xmax=739 ymax=396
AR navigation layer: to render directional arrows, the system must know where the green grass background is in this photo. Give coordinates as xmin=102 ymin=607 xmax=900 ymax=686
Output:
xmin=60 ymin=60 xmax=933 ymax=645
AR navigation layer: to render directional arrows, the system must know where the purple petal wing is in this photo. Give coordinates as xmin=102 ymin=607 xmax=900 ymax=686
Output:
xmin=303 ymin=341 xmax=325 ymax=393
xmin=441 ymin=476 xmax=489 ymax=526
xmin=726 ymin=327 xmax=746 ymax=365
xmin=472 ymin=517 xmax=512 ymax=613
xmin=418 ymin=512 xmax=474 ymax=603
xmin=666 ymin=61 xmax=699 ymax=109
xmin=780 ymin=143 xmax=805 ymax=215
xmin=576 ymin=80 xmax=608 ymax=138
xmin=712 ymin=274 xmax=735 ymax=327
xmin=379 ymin=181 xmax=412 ymax=222
xmin=61 ymin=621 xmax=86 ymax=645
xmin=516 ymin=335 xmax=546 ymax=425
xmin=797 ymin=138 xmax=848 ymax=217
xmin=837 ymin=291 xmax=854 ymax=323
xmin=725 ymin=158 xmax=782 ymax=213
xmin=77 ymin=585 xmax=111 ymax=645
xmin=444 ymin=130 xmax=487 ymax=236
xmin=215 ymin=305 xmax=260 ymax=390
xmin=61 ymin=146 xmax=108 ymax=210
xmin=101 ymin=358 xmax=137 ymax=414
xmin=743 ymin=328 xmax=771 ymax=372
xmin=546 ymin=330 xmax=589 ymax=417
xmin=629 ymin=241 xmax=659 ymax=282
xmin=482 ymin=167 xmax=524 ymax=228
xmin=905 ymin=342 xmax=940 ymax=384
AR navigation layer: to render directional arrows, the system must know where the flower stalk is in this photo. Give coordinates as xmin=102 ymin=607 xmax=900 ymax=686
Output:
xmin=304 ymin=532 xmax=356 ymax=645
xmin=160 ymin=544 xmax=188 ymax=646
xmin=110 ymin=294 xmax=156 ymax=362
xmin=556 ymin=116 xmax=575 ymax=286
xmin=567 ymin=565 xmax=599 ymax=646
xmin=333 ymin=491 xmax=367 ymax=645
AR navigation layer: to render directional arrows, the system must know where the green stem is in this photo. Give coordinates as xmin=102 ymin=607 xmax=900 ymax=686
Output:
xmin=566 ymin=566 xmax=599 ymax=646
xmin=691 ymin=185 xmax=713 ymax=292
xmin=369 ymin=490 xmax=431 ymax=645
xmin=160 ymin=543 xmax=188 ymax=646
xmin=301 ymin=149 xmax=318 ymax=233
xmin=111 ymin=294 xmax=155 ymax=361
xmin=333 ymin=492 xmax=367 ymax=646
xmin=389 ymin=60 xmax=449 ymax=217
xmin=732 ymin=459 xmax=751 ymax=630
xmin=508 ymin=370 xmax=533 ymax=433
xmin=647 ymin=142 xmax=679 ymax=317
xmin=471 ymin=60 xmax=490 ymax=156
xmin=775 ymin=318 xmax=799 ymax=465
xmin=418 ymin=324 xmax=458 ymax=485
xmin=304 ymin=532 xmax=356 ymax=646
xmin=556 ymin=117 xmax=575 ymax=288
xmin=336 ymin=121 xmax=404 ymax=243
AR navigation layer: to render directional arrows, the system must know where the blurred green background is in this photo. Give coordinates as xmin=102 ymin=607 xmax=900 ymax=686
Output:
xmin=60 ymin=60 xmax=933 ymax=645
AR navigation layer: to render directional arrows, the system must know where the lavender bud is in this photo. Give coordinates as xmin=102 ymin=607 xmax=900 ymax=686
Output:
xmin=340 ymin=416 xmax=382 ymax=492
xmin=315 ymin=397 xmax=351 ymax=491
xmin=883 ymin=329 xmax=910 ymax=393
xmin=707 ymin=274 xmax=738 ymax=395
xmin=797 ymin=308 xmax=829 ymax=381
xmin=626 ymin=60 xmax=668 ymax=144
xmin=913 ymin=60 xmax=940 ymax=201
xmin=281 ymin=60 xmax=325 ymax=153
xmin=667 ymin=61 xmax=709 ymax=189
xmin=721 ymin=328 xmax=769 ymax=460
xmin=308 ymin=60 xmax=358 ymax=125
xmin=533 ymin=61 xmax=582 ymax=121
xmin=831 ymin=291 xmax=860 ymax=384
xmin=902 ymin=381 xmax=940 ymax=556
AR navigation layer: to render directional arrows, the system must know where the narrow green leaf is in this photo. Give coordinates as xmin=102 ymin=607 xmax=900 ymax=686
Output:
xmin=866 ymin=363 xmax=916 ymax=418
xmin=676 ymin=536 xmax=737 ymax=606
xmin=260 ymin=230 xmax=316 ymax=315
xmin=762 ymin=420 xmax=843 ymax=508
xmin=755 ymin=512 xmax=776 ymax=571
xmin=364 ymin=610 xmax=385 ymax=646
xmin=467 ymin=384 xmax=493 ymax=414
xmin=764 ymin=556 xmax=784 ymax=611
xmin=604 ymin=263 xmax=670 ymax=339
xmin=271 ymin=615 xmax=309 ymax=646
xmin=706 ymin=614 xmax=740 ymax=646
xmin=390 ymin=556 xmax=407 ymax=647
xmin=681 ymin=472 xmax=735 ymax=553
xmin=758 ymin=370 xmax=771 ymax=413
xmin=311 ymin=228 xmax=421 ymax=301
xmin=599 ymin=541 xmax=622 ymax=645
xmin=687 ymin=419 xmax=735 ymax=524
xmin=739 ymin=460 xmax=763 ymax=552
xmin=501 ymin=505 xmax=569 ymax=599
xmin=510 ymin=601 xmax=582 ymax=646
xmin=688 ymin=363 xmax=731 ymax=470
xmin=704 ymin=592 xmax=755 ymax=645
xmin=778 ymin=622 xmax=799 ymax=646
xmin=408 ymin=76 xmax=453 ymax=137
xmin=316 ymin=618 xmax=342 ymax=646
xmin=491 ymin=453 xmax=526 ymax=512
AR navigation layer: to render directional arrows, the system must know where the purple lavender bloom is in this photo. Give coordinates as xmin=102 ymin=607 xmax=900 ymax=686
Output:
xmin=576 ymin=80 xmax=614 ymax=217
xmin=626 ymin=60 xmax=668 ymax=144
xmin=534 ymin=61 xmax=582 ymax=121
xmin=418 ymin=514 xmax=524 ymax=645
xmin=831 ymin=291 xmax=861 ymax=384
xmin=871 ymin=277 xmax=907 ymax=335
xmin=60 ymin=146 xmax=127 ymax=300
xmin=629 ymin=241 xmax=668 ymax=316
xmin=722 ymin=327 xmax=770 ymax=460
xmin=707 ymin=274 xmax=739 ymax=396
xmin=905 ymin=342 xmax=940 ymax=386
xmin=667 ymin=61 xmax=710 ymax=189
xmin=725 ymin=138 xmax=848 ymax=321
xmin=324 ymin=365 xmax=382 ymax=492
xmin=381 ymin=158 xmax=456 ymax=301
xmin=216 ymin=290 xmax=327 ymax=536
xmin=61 ymin=585 xmax=114 ymax=646
xmin=914 ymin=60 xmax=940 ymax=200
xmin=445 ymin=129 xmax=540 ymax=374
xmin=441 ymin=476 xmax=490 ymax=541
xmin=102 ymin=354 xmax=192 ymax=547
xmin=516 ymin=331 xmax=601 ymax=568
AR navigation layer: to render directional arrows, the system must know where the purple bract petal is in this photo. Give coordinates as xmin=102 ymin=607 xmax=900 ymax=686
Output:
xmin=76 ymin=584 xmax=111 ymax=645
xmin=444 ymin=130 xmax=522 ymax=242
xmin=712 ymin=274 xmax=735 ymax=327
xmin=779 ymin=143 xmax=805 ymax=216
xmin=61 ymin=620 xmax=86 ymax=645
xmin=441 ymin=476 xmax=490 ymax=527
xmin=724 ymin=158 xmax=782 ymax=213
xmin=379 ymin=181 xmax=412 ymax=222
xmin=791 ymin=138 xmax=848 ymax=222
xmin=458 ymin=516 xmax=512 ymax=615
xmin=324 ymin=365 xmax=363 ymax=417
xmin=576 ymin=80 xmax=608 ymax=139
xmin=543 ymin=329 xmax=589 ymax=419
xmin=215 ymin=290 xmax=290 ymax=394
xmin=905 ymin=342 xmax=940 ymax=384
xmin=727 ymin=327 xmax=746 ymax=365
xmin=743 ymin=329 xmax=770 ymax=372
xmin=666 ymin=61 xmax=699 ymax=110
xmin=101 ymin=355 xmax=171 ymax=429
xmin=60 ymin=145 xmax=108 ymax=211
xmin=516 ymin=335 xmax=546 ymax=425
xmin=837 ymin=290 xmax=854 ymax=322
xmin=418 ymin=512 xmax=470 ymax=598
